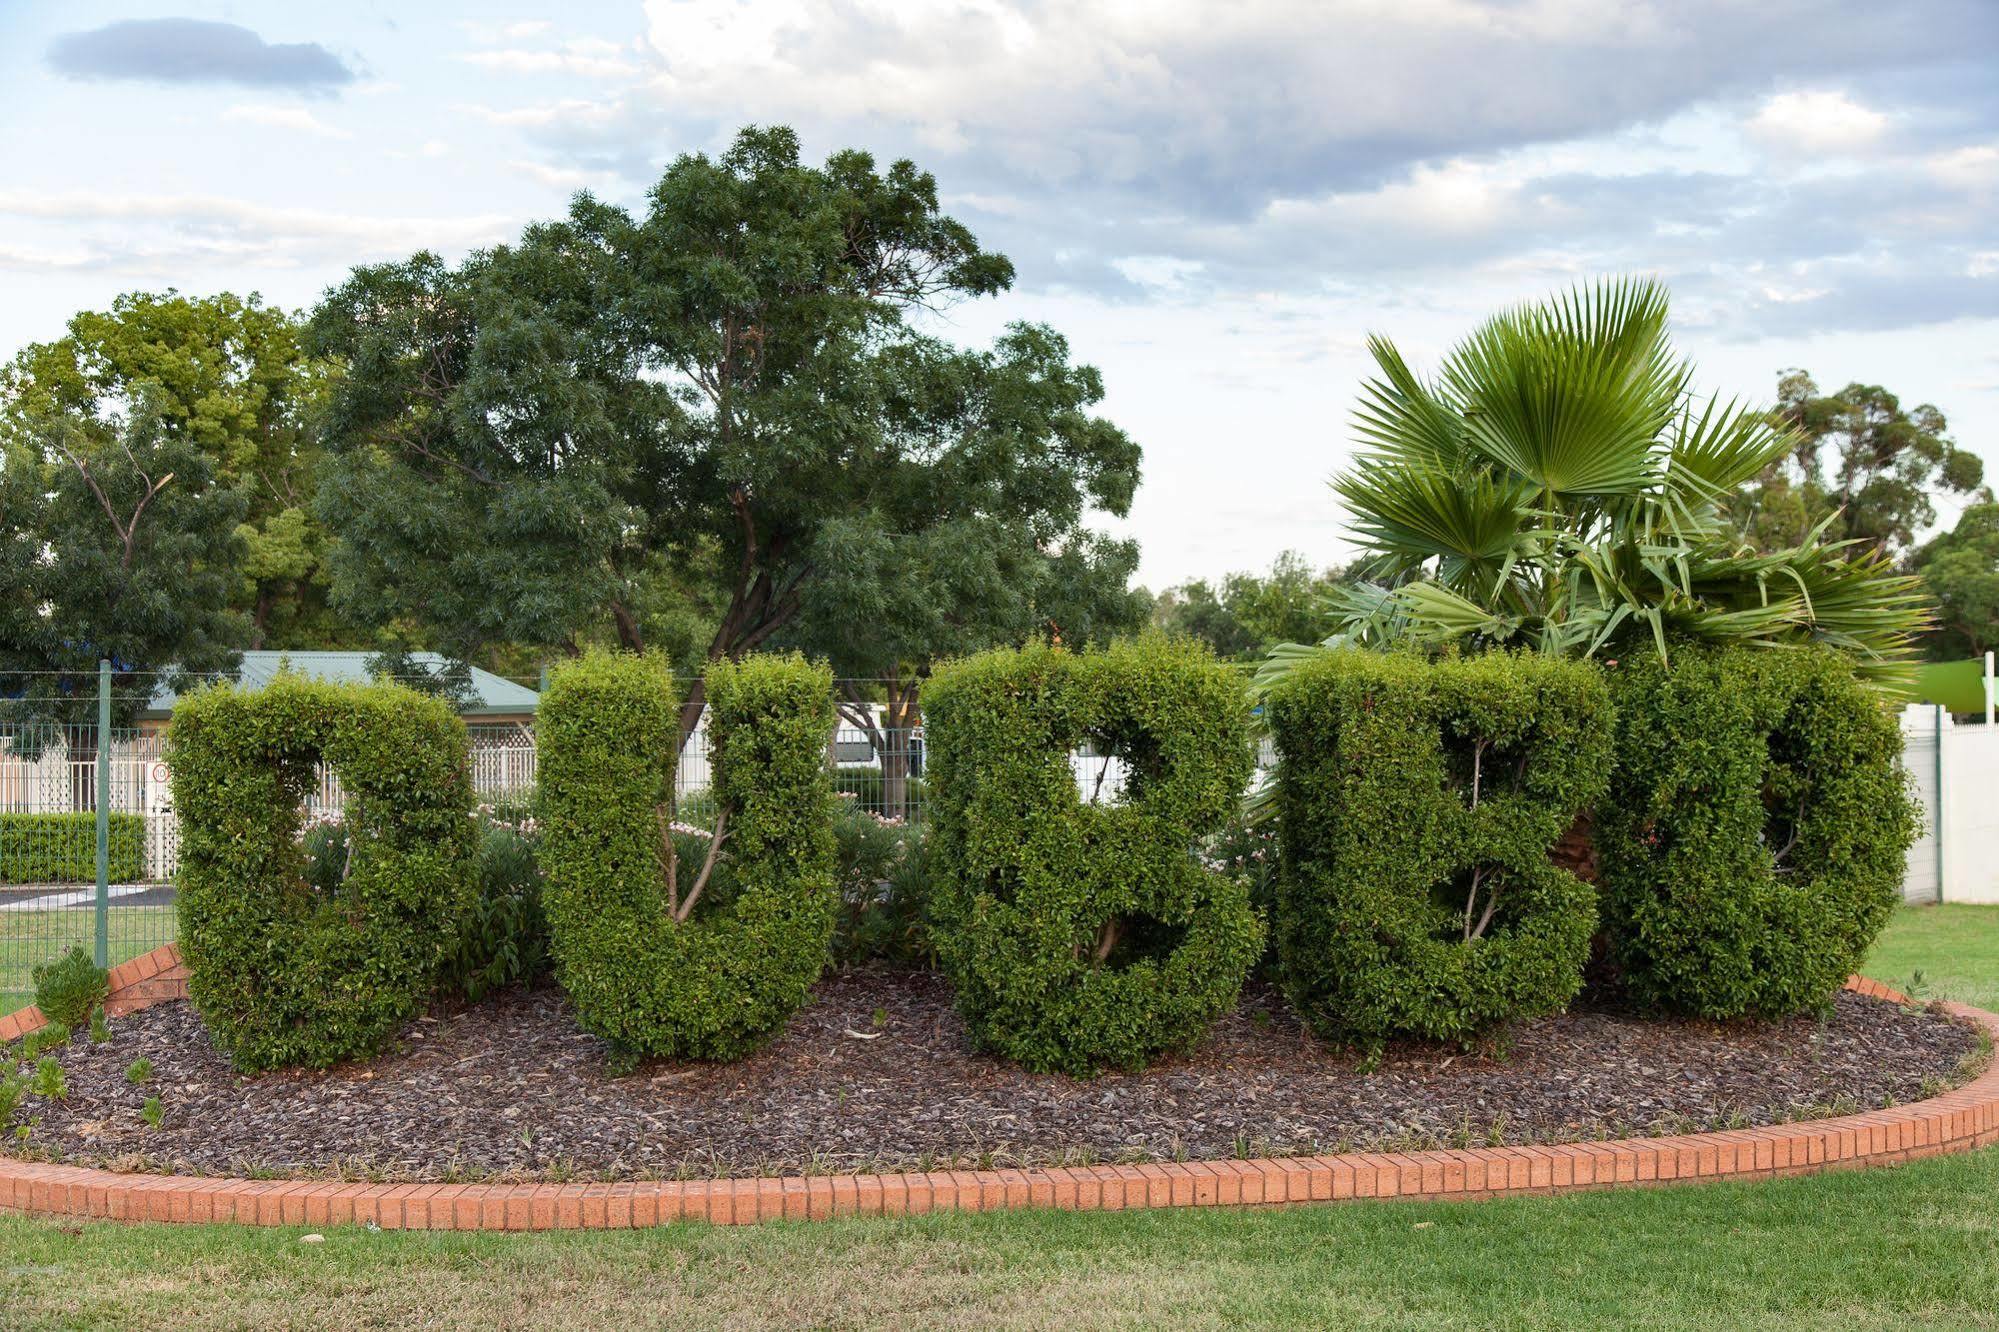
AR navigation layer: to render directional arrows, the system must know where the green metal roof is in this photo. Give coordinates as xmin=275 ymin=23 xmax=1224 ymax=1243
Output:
xmin=144 ymin=651 xmax=539 ymax=719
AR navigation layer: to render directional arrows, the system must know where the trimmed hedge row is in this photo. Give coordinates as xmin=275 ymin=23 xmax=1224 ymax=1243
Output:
xmin=925 ymin=637 xmax=1261 ymax=1075
xmin=167 ymin=674 xmax=477 ymax=1072
xmin=0 ymin=813 xmax=146 ymax=884
xmin=1266 ymin=650 xmax=1614 ymax=1048
xmin=1596 ymin=646 xmax=1919 ymax=1019
xmin=538 ymin=651 xmax=837 ymax=1062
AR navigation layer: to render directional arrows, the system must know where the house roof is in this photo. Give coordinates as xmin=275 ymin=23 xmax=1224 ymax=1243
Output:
xmin=143 ymin=651 xmax=539 ymax=719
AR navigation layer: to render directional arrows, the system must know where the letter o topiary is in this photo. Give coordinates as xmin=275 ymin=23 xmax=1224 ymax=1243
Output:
xmin=537 ymin=651 xmax=837 ymax=1062
xmin=168 ymin=674 xmax=477 ymax=1072
xmin=1265 ymin=650 xmax=1613 ymax=1048
xmin=1595 ymin=645 xmax=1919 ymax=1019
xmin=925 ymin=637 xmax=1262 ymax=1076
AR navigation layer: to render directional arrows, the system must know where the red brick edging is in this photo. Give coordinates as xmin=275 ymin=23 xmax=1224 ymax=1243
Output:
xmin=3 ymin=950 xmax=1995 ymax=1229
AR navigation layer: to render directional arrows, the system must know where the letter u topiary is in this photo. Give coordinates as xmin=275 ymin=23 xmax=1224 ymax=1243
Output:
xmin=1265 ymin=650 xmax=1612 ymax=1048
xmin=1595 ymin=645 xmax=1918 ymax=1019
xmin=537 ymin=651 xmax=837 ymax=1062
xmin=168 ymin=674 xmax=477 ymax=1072
xmin=925 ymin=636 xmax=1261 ymax=1076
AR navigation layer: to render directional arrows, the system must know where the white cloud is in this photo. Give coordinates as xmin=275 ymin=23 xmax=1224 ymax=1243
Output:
xmin=1747 ymin=90 xmax=1889 ymax=155
xmin=1112 ymin=255 xmax=1205 ymax=292
xmin=1930 ymin=144 xmax=1999 ymax=192
xmin=0 ymin=190 xmax=512 ymax=272
xmin=507 ymin=160 xmax=600 ymax=189
xmin=460 ymin=39 xmax=641 ymax=80
xmin=222 ymin=103 xmax=352 ymax=140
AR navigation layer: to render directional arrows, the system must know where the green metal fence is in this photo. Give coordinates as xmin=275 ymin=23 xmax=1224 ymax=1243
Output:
xmin=1 ymin=663 xmax=177 ymax=1012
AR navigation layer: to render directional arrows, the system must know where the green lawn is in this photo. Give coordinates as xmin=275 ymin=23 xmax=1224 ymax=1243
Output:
xmin=1866 ymin=904 xmax=1999 ymax=1011
xmin=0 ymin=903 xmax=1994 ymax=1330
xmin=0 ymin=906 xmax=176 ymax=1011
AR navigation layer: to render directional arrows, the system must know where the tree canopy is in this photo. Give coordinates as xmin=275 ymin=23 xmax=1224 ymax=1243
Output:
xmin=309 ymin=125 xmax=1139 ymax=732
xmin=1149 ymin=551 xmax=1347 ymax=661
xmin=1731 ymin=372 xmax=1984 ymax=559
xmin=2 ymin=291 xmax=337 ymax=649
xmin=1913 ymin=502 xmax=1999 ymax=660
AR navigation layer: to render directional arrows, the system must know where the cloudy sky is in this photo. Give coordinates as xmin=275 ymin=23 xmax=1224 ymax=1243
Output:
xmin=4 ymin=2 xmax=1997 ymax=588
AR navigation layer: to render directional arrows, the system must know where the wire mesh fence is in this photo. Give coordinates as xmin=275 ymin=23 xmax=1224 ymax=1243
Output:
xmin=0 ymin=663 xmax=1265 ymax=1012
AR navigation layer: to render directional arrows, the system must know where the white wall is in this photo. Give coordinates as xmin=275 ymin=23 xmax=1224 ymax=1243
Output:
xmin=1901 ymin=706 xmax=1999 ymax=904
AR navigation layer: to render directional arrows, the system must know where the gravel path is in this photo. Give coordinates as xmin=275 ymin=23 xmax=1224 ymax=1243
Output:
xmin=6 ymin=972 xmax=1981 ymax=1181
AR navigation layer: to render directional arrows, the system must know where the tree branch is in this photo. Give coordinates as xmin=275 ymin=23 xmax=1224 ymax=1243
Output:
xmin=671 ymin=804 xmax=730 ymax=923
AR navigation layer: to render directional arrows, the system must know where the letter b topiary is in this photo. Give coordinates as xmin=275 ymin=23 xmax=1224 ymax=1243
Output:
xmin=925 ymin=637 xmax=1262 ymax=1076
xmin=168 ymin=674 xmax=477 ymax=1071
xmin=538 ymin=651 xmax=837 ymax=1062
xmin=1266 ymin=650 xmax=1613 ymax=1048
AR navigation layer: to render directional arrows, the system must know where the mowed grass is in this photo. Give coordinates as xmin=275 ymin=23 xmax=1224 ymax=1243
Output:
xmin=1867 ymin=904 xmax=1999 ymax=1011
xmin=0 ymin=902 xmax=1994 ymax=1330
xmin=4 ymin=1155 xmax=1999 ymax=1331
xmin=0 ymin=906 xmax=176 ymax=1010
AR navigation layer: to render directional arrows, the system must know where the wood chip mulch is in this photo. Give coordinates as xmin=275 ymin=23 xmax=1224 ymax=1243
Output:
xmin=5 ymin=971 xmax=1983 ymax=1182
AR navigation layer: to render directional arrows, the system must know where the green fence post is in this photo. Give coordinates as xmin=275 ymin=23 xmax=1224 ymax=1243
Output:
xmin=95 ymin=658 xmax=111 ymax=969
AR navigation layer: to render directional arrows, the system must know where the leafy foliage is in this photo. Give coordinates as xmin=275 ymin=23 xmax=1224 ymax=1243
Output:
xmin=1595 ymin=646 xmax=1919 ymax=1019
xmin=0 ymin=399 xmax=245 ymax=727
xmin=443 ymin=818 xmax=550 ymax=1002
xmin=1150 ymin=551 xmax=1349 ymax=661
xmin=168 ymin=673 xmax=477 ymax=1071
xmin=1732 ymin=371 xmax=1985 ymax=560
xmin=0 ymin=813 xmax=145 ymax=884
xmin=538 ymin=650 xmax=836 ymax=1062
xmin=31 ymin=945 xmax=108 ymax=1031
xmin=309 ymin=126 xmax=1136 ymax=747
xmin=1265 ymin=650 xmax=1612 ymax=1047
xmin=828 ymin=801 xmax=932 ymax=968
xmin=925 ymin=637 xmax=1261 ymax=1075
xmin=1269 ymin=279 xmax=1931 ymax=692
xmin=1 ymin=291 xmax=339 ymax=651
xmin=1913 ymin=502 xmax=1999 ymax=660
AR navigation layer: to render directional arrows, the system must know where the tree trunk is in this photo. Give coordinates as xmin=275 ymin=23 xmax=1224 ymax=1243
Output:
xmin=878 ymin=680 xmax=921 ymax=821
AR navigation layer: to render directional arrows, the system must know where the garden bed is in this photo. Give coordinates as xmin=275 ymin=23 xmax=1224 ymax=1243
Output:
xmin=5 ymin=970 xmax=1984 ymax=1182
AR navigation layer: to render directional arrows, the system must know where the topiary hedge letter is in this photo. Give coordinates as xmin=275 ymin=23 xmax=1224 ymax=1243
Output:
xmin=169 ymin=674 xmax=477 ymax=1072
xmin=538 ymin=651 xmax=837 ymax=1062
xmin=1595 ymin=645 xmax=1918 ymax=1019
xmin=1266 ymin=650 xmax=1612 ymax=1048
xmin=925 ymin=637 xmax=1261 ymax=1076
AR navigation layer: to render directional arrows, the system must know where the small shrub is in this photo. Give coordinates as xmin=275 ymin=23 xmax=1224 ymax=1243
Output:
xmin=89 ymin=1006 xmax=110 ymax=1044
xmin=829 ymin=804 xmax=931 ymax=967
xmin=441 ymin=820 xmax=550 ymax=1001
xmin=29 ymin=1056 xmax=65 ymax=1100
xmin=539 ymin=651 xmax=838 ymax=1062
xmin=141 ymin=1096 xmax=163 ymax=1129
xmin=168 ymin=672 xmax=478 ymax=1071
xmin=926 ymin=636 xmax=1262 ymax=1076
xmin=1265 ymin=650 xmax=1613 ymax=1048
xmin=0 ymin=1072 xmax=24 ymax=1121
xmin=33 ymin=946 xmax=108 ymax=1031
xmin=0 ymin=812 xmax=145 ymax=884
xmin=125 ymin=1057 xmax=152 ymax=1084
xmin=1595 ymin=645 xmax=1920 ymax=1019
xmin=23 ymin=1023 xmax=70 ymax=1059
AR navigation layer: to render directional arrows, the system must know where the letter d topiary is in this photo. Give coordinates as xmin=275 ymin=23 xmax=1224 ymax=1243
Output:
xmin=925 ymin=636 xmax=1262 ymax=1076
xmin=168 ymin=674 xmax=477 ymax=1072
xmin=538 ymin=651 xmax=837 ymax=1062
xmin=1266 ymin=650 xmax=1612 ymax=1048
xmin=1595 ymin=645 xmax=1918 ymax=1019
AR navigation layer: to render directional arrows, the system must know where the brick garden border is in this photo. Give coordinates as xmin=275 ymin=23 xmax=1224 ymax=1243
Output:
xmin=3 ymin=946 xmax=1995 ymax=1229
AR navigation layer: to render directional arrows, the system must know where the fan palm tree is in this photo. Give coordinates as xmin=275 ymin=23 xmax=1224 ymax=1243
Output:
xmin=1261 ymin=278 xmax=1930 ymax=691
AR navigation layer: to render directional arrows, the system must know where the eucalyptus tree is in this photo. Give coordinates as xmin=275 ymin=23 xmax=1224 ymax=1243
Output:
xmin=1263 ymin=279 xmax=1929 ymax=689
